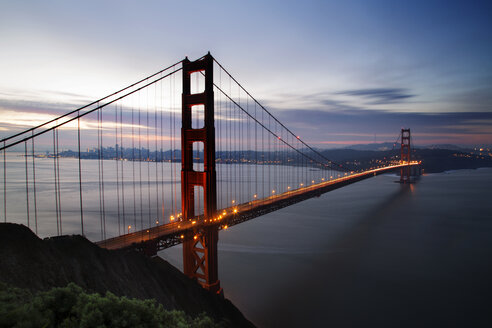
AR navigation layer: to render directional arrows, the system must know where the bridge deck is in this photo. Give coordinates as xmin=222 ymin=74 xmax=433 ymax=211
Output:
xmin=96 ymin=163 xmax=419 ymax=252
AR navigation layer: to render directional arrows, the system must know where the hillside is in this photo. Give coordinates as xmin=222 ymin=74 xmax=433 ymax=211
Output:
xmin=318 ymin=148 xmax=492 ymax=173
xmin=0 ymin=223 xmax=254 ymax=327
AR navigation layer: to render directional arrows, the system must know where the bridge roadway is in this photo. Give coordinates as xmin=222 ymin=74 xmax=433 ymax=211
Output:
xmin=96 ymin=162 xmax=420 ymax=253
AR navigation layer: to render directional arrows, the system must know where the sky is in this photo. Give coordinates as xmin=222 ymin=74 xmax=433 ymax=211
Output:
xmin=1 ymin=0 xmax=491 ymax=148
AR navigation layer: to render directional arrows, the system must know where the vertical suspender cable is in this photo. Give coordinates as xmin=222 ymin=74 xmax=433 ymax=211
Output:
xmin=170 ymin=76 xmax=174 ymax=217
xmin=154 ymin=83 xmax=159 ymax=224
xmin=247 ymin=96 xmax=250 ymax=206
xmin=77 ymin=111 xmax=84 ymax=235
xmin=120 ymin=102 xmax=126 ymax=231
xmin=24 ymin=141 xmax=30 ymax=228
xmin=225 ymin=80 xmax=229 ymax=206
xmin=216 ymin=69 xmax=221 ymax=209
xmin=146 ymin=87 xmax=151 ymax=228
xmin=31 ymin=134 xmax=38 ymax=234
xmin=169 ymin=76 xmax=174 ymax=218
xmin=261 ymin=105 xmax=264 ymax=201
xmin=230 ymin=87 xmax=233 ymax=206
xmin=138 ymin=93 xmax=143 ymax=229
xmin=273 ymin=122 xmax=276 ymax=193
xmin=173 ymin=72 xmax=178 ymax=217
xmin=132 ymin=99 xmax=137 ymax=230
xmin=115 ymin=104 xmax=121 ymax=235
xmin=56 ymin=128 xmax=62 ymax=234
xmin=3 ymin=141 xmax=5 ymax=222
xmin=233 ymin=84 xmax=241 ymax=203
xmin=229 ymin=79 xmax=233 ymax=205
xmin=254 ymin=101 xmax=257 ymax=202
xmin=100 ymin=109 xmax=106 ymax=239
xmin=160 ymin=78 xmax=165 ymax=221
xmin=237 ymin=86 xmax=240 ymax=203
xmin=53 ymin=129 xmax=59 ymax=235
xmin=98 ymin=109 xmax=103 ymax=239
xmin=268 ymin=114 xmax=271 ymax=197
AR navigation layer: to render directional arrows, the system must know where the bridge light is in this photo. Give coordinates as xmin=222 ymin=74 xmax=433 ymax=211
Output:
xmin=127 ymin=225 xmax=131 ymax=234
xmin=193 ymin=235 xmax=198 ymax=240
xmin=233 ymin=208 xmax=238 ymax=214
xmin=253 ymin=194 xmax=257 ymax=198
xmin=232 ymin=200 xmax=235 ymax=204
xmin=287 ymin=186 xmax=290 ymax=189
xmin=170 ymin=215 xmax=175 ymax=221
xmin=322 ymin=178 xmax=325 ymax=181
xmin=311 ymin=180 xmax=314 ymax=184
xmin=224 ymin=225 xmax=228 ymax=230
xmin=297 ymin=136 xmax=300 ymax=139
xmin=223 ymin=210 xmax=227 ymax=215
xmin=192 ymin=220 xmax=196 ymax=225
xmin=272 ymin=189 xmax=275 ymax=194
xmin=330 ymin=176 xmax=333 ymax=179
xmin=180 ymin=234 xmax=184 ymax=239
xmin=155 ymin=220 xmax=159 ymax=225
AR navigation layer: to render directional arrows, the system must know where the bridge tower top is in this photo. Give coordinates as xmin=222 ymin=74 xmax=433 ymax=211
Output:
xmin=400 ymin=128 xmax=411 ymax=164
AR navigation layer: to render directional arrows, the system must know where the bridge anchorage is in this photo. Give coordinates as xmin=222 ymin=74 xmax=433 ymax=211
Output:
xmin=0 ymin=51 xmax=421 ymax=295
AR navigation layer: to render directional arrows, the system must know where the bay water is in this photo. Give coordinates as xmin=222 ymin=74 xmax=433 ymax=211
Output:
xmin=162 ymin=168 xmax=492 ymax=327
xmin=2 ymin=153 xmax=492 ymax=326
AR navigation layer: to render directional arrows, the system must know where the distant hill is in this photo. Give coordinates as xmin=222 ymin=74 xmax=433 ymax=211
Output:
xmin=345 ymin=142 xmax=472 ymax=152
xmin=418 ymin=144 xmax=474 ymax=151
xmin=413 ymin=148 xmax=492 ymax=173
xmin=315 ymin=147 xmax=492 ymax=174
xmin=345 ymin=142 xmax=396 ymax=151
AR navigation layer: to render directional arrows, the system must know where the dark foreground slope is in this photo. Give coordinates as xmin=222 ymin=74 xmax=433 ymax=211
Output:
xmin=0 ymin=223 xmax=254 ymax=328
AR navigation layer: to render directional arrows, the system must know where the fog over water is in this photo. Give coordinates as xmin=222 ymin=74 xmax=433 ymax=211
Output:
xmin=162 ymin=168 xmax=492 ymax=327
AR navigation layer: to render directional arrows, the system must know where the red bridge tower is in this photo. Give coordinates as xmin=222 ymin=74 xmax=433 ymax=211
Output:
xmin=181 ymin=54 xmax=221 ymax=294
xmin=400 ymin=128 xmax=411 ymax=183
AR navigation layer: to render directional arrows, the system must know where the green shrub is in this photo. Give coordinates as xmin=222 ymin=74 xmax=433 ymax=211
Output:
xmin=0 ymin=282 xmax=221 ymax=328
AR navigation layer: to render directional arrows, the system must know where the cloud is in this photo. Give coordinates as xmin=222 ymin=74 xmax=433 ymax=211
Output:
xmin=261 ymin=88 xmax=418 ymax=112
xmin=0 ymin=98 xmax=78 ymax=116
xmin=274 ymin=107 xmax=492 ymax=146
xmin=336 ymin=88 xmax=415 ymax=105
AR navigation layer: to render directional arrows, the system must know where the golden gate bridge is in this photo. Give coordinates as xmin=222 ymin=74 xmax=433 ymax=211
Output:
xmin=0 ymin=53 xmax=420 ymax=294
